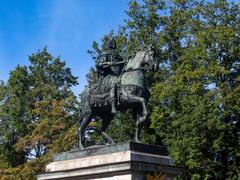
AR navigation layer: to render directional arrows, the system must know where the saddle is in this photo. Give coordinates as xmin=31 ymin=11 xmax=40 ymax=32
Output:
xmin=89 ymin=75 xmax=118 ymax=97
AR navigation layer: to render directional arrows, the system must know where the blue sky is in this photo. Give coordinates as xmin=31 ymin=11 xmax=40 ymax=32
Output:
xmin=0 ymin=0 xmax=129 ymax=94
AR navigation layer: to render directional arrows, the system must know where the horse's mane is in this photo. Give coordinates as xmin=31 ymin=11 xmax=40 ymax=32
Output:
xmin=128 ymin=51 xmax=145 ymax=63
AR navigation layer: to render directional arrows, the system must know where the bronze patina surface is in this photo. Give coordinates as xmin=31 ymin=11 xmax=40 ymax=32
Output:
xmin=77 ymin=38 xmax=157 ymax=149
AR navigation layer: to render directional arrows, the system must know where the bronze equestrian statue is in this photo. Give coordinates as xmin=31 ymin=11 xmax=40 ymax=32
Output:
xmin=77 ymin=38 xmax=157 ymax=149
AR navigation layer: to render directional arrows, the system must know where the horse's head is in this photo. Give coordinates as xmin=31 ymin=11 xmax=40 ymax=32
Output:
xmin=125 ymin=45 xmax=158 ymax=72
xmin=140 ymin=45 xmax=158 ymax=71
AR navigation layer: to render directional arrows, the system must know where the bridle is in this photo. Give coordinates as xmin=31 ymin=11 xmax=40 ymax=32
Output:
xmin=123 ymin=48 xmax=154 ymax=74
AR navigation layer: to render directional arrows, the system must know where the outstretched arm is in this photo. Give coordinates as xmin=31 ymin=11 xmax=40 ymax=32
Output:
xmin=97 ymin=61 xmax=112 ymax=69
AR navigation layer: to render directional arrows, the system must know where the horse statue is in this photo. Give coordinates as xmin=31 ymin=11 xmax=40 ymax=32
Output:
xmin=77 ymin=47 xmax=157 ymax=149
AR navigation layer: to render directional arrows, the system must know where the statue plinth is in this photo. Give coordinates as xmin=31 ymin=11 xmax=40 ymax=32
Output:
xmin=37 ymin=142 xmax=184 ymax=180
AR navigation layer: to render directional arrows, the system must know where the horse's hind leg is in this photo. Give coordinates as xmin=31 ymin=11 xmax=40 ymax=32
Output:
xmin=100 ymin=113 xmax=115 ymax=144
xmin=101 ymin=132 xmax=115 ymax=144
xmin=78 ymin=112 xmax=91 ymax=149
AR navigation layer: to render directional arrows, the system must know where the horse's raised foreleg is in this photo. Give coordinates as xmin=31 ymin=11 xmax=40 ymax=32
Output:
xmin=127 ymin=95 xmax=148 ymax=117
xmin=125 ymin=94 xmax=148 ymax=143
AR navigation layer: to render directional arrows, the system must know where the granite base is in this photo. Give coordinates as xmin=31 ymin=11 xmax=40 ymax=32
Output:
xmin=37 ymin=142 xmax=184 ymax=180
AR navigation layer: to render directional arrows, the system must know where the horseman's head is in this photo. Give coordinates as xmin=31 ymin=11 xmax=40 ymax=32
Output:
xmin=107 ymin=37 xmax=117 ymax=50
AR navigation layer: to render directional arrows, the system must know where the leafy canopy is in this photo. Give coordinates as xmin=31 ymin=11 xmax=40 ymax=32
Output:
xmin=0 ymin=47 xmax=79 ymax=179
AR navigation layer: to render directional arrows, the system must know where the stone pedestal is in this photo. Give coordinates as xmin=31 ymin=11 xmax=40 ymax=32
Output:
xmin=37 ymin=142 xmax=184 ymax=180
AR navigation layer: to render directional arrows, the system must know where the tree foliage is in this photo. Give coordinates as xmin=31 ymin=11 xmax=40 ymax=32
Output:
xmin=0 ymin=47 xmax=78 ymax=178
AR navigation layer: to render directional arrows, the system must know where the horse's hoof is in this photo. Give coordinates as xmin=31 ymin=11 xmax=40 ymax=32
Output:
xmin=135 ymin=139 xmax=141 ymax=143
xmin=142 ymin=113 xmax=148 ymax=118
xmin=111 ymin=109 xmax=117 ymax=114
xmin=79 ymin=145 xmax=84 ymax=150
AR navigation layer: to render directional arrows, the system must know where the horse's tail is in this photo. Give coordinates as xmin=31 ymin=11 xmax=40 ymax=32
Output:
xmin=77 ymin=87 xmax=91 ymax=148
xmin=78 ymin=86 xmax=90 ymax=124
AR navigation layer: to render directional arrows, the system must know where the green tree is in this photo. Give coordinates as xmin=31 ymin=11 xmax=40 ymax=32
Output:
xmin=0 ymin=66 xmax=30 ymax=167
xmin=0 ymin=47 xmax=79 ymax=178
xmin=148 ymin=0 xmax=240 ymax=178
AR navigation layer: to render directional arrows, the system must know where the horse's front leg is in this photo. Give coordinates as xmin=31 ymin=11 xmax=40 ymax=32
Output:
xmin=135 ymin=113 xmax=146 ymax=143
xmin=127 ymin=94 xmax=148 ymax=117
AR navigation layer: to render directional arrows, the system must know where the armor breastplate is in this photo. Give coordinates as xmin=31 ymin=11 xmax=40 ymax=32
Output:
xmin=109 ymin=53 xmax=124 ymax=75
xmin=97 ymin=51 xmax=124 ymax=76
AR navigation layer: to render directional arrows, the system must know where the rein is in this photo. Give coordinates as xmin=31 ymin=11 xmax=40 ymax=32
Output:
xmin=123 ymin=67 xmax=143 ymax=73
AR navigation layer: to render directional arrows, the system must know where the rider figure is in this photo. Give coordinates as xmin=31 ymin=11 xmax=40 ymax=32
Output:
xmin=96 ymin=37 xmax=124 ymax=113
